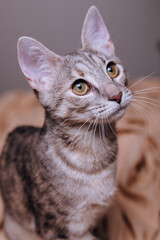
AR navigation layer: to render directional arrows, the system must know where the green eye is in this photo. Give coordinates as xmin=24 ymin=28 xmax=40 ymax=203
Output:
xmin=106 ymin=62 xmax=119 ymax=79
xmin=72 ymin=80 xmax=89 ymax=96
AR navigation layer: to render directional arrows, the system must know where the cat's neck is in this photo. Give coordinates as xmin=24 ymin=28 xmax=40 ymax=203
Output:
xmin=41 ymin=111 xmax=117 ymax=173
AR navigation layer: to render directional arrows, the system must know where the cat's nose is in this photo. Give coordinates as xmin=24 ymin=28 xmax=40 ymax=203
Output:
xmin=106 ymin=84 xmax=122 ymax=104
xmin=109 ymin=92 xmax=122 ymax=104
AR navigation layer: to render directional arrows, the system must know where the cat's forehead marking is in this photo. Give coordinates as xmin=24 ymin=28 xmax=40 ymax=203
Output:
xmin=88 ymin=53 xmax=105 ymax=65
xmin=83 ymin=51 xmax=106 ymax=65
xmin=73 ymin=52 xmax=105 ymax=73
xmin=76 ymin=68 xmax=84 ymax=77
xmin=65 ymin=51 xmax=121 ymax=88
xmin=75 ymin=62 xmax=90 ymax=73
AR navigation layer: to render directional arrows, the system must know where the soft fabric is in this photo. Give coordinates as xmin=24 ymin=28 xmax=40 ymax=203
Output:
xmin=0 ymin=78 xmax=160 ymax=240
xmin=107 ymin=79 xmax=160 ymax=240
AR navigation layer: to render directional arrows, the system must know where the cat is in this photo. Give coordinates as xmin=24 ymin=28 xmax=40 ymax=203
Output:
xmin=0 ymin=6 xmax=132 ymax=240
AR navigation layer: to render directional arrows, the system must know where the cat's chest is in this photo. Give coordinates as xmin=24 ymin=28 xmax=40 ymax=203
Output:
xmin=54 ymin=159 xmax=117 ymax=208
xmin=46 ymin=144 xmax=116 ymax=206
xmin=75 ymin=164 xmax=116 ymax=208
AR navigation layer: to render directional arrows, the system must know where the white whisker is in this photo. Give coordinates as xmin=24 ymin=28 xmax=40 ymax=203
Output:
xmin=92 ymin=117 xmax=99 ymax=162
xmin=83 ymin=118 xmax=95 ymax=149
xmin=129 ymin=72 xmax=156 ymax=90
xmin=133 ymin=96 xmax=160 ymax=104
xmin=53 ymin=116 xmax=73 ymax=133
xmin=101 ymin=117 xmax=106 ymax=142
xmin=133 ymin=97 xmax=160 ymax=109
xmin=131 ymin=102 xmax=151 ymax=128
xmin=133 ymin=100 xmax=160 ymax=129
xmin=134 ymin=91 xmax=160 ymax=95
xmin=69 ymin=118 xmax=90 ymax=148
xmin=108 ymin=122 xmax=117 ymax=137
xmin=89 ymin=117 xmax=97 ymax=147
xmin=135 ymin=100 xmax=160 ymax=128
xmin=105 ymin=117 xmax=112 ymax=138
xmin=142 ymin=103 xmax=160 ymax=128
xmin=134 ymin=86 xmax=160 ymax=93
xmin=98 ymin=115 xmax=103 ymax=143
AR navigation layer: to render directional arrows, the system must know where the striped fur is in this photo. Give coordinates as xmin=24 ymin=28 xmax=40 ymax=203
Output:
xmin=0 ymin=6 xmax=132 ymax=240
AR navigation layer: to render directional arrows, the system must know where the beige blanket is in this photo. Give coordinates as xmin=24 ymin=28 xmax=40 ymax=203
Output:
xmin=0 ymin=78 xmax=160 ymax=240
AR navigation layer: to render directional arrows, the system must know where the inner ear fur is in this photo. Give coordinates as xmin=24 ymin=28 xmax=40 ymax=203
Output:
xmin=81 ymin=6 xmax=115 ymax=56
xmin=17 ymin=36 xmax=62 ymax=92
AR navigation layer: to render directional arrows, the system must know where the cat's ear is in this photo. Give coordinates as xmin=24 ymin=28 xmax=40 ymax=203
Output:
xmin=17 ymin=37 xmax=62 ymax=92
xmin=81 ymin=6 xmax=115 ymax=56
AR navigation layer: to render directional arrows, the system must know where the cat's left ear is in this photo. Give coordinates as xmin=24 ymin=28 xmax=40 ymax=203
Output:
xmin=81 ymin=6 xmax=115 ymax=56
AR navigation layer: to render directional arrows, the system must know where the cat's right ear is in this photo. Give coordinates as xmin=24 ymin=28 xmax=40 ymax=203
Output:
xmin=17 ymin=37 xmax=62 ymax=92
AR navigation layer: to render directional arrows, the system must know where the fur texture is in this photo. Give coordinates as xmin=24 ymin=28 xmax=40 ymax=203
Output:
xmin=0 ymin=6 xmax=132 ymax=240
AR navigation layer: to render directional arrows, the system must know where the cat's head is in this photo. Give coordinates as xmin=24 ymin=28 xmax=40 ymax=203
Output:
xmin=17 ymin=6 xmax=132 ymax=124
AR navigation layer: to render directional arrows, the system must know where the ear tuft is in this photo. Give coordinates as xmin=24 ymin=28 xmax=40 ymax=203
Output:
xmin=81 ymin=6 xmax=115 ymax=56
xmin=17 ymin=37 xmax=62 ymax=92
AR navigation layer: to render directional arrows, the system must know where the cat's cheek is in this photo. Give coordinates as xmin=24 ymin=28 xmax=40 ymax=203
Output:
xmin=37 ymin=92 xmax=54 ymax=109
xmin=28 ymin=76 xmax=54 ymax=93
xmin=110 ymin=65 xmax=125 ymax=85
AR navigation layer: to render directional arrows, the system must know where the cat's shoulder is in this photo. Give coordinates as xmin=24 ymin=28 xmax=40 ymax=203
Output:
xmin=1 ymin=125 xmax=40 ymax=156
xmin=8 ymin=125 xmax=40 ymax=137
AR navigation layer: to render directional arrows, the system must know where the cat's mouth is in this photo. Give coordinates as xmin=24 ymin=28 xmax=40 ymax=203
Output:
xmin=94 ymin=104 xmax=128 ymax=123
xmin=90 ymin=90 xmax=132 ymax=122
xmin=106 ymin=92 xmax=132 ymax=121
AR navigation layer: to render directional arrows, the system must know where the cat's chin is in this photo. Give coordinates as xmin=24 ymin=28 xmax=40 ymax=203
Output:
xmin=108 ymin=107 xmax=126 ymax=122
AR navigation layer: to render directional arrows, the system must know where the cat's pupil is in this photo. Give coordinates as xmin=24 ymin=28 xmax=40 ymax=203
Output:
xmin=77 ymin=83 xmax=82 ymax=89
xmin=108 ymin=67 xmax=113 ymax=72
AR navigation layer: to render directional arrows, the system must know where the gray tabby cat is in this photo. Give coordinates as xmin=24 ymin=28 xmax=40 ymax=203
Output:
xmin=0 ymin=6 xmax=132 ymax=240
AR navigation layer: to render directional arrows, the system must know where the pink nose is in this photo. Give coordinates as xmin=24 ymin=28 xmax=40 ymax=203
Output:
xmin=109 ymin=92 xmax=122 ymax=104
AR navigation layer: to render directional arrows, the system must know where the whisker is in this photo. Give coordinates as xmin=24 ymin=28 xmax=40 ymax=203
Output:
xmin=129 ymin=72 xmax=156 ymax=90
xmin=69 ymin=118 xmax=90 ymax=148
xmin=131 ymin=102 xmax=148 ymax=121
xmin=134 ymin=91 xmax=160 ymax=95
xmin=53 ymin=115 xmax=74 ymax=133
xmin=98 ymin=115 xmax=103 ymax=143
xmin=133 ymin=96 xmax=160 ymax=104
xmin=83 ymin=118 xmax=95 ymax=149
xmin=136 ymin=100 xmax=160 ymax=128
xmin=105 ymin=117 xmax=112 ymax=138
xmin=134 ymin=86 xmax=160 ymax=93
xmin=108 ymin=121 xmax=117 ymax=137
xmin=133 ymin=100 xmax=160 ymax=129
xmin=92 ymin=117 xmax=99 ymax=162
xmin=143 ymin=103 xmax=160 ymax=128
xmin=131 ymin=102 xmax=151 ymax=128
xmin=129 ymin=102 xmax=141 ymax=116
xmin=132 ymin=98 xmax=160 ymax=127
xmin=85 ymin=105 xmax=106 ymax=113
xmin=101 ymin=117 xmax=106 ymax=142
xmin=133 ymin=98 xmax=160 ymax=109
xmin=89 ymin=117 xmax=98 ymax=147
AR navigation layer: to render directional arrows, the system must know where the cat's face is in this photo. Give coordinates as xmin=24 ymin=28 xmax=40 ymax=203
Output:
xmin=50 ymin=51 xmax=131 ymax=124
xmin=17 ymin=6 xmax=132 ymax=124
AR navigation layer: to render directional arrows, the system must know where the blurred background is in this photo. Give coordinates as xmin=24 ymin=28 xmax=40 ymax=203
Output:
xmin=0 ymin=0 xmax=160 ymax=94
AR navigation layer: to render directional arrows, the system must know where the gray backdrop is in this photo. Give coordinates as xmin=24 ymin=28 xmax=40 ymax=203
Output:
xmin=0 ymin=0 xmax=160 ymax=94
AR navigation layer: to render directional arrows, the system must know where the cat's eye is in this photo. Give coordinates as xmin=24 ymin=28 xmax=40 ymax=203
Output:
xmin=72 ymin=80 xmax=90 ymax=96
xmin=106 ymin=62 xmax=119 ymax=79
